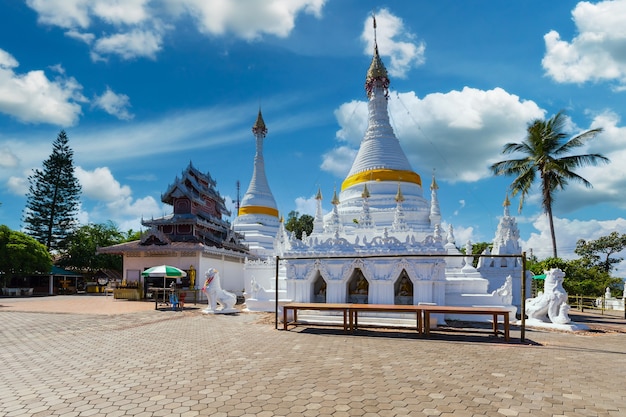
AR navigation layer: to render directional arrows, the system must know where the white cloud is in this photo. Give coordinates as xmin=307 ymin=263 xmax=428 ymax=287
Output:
xmin=0 ymin=49 xmax=19 ymax=69
xmin=6 ymin=175 xmax=27 ymax=195
xmin=93 ymin=87 xmax=134 ymax=120
xmin=522 ymin=215 xmax=626 ymax=276
xmin=93 ymin=29 xmax=163 ymax=60
xmin=327 ymin=87 xmax=544 ymax=182
xmin=295 ymin=195 xmax=318 ymax=216
xmin=361 ymin=8 xmax=425 ymax=78
xmin=320 ymin=146 xmax=357 ymax=177
xmin=65 ymin=30 xmax=96 ymax=45
xmin=0 ymin=147 xmax=19 ymax=168
xmin=0 ymin=49 xmax=86 ymax=126
xmin=542 ymin=0 xmax=626 ymax=87
xmin=26 ymin=0 xmax=91 ymax=29
xmin=76 ymin=166 xmax=131 ymax=201
xmin=75 ymin=165 xmax=161 ymax=228
xmin=27 ymin=0 xmax=327 ymax=60
xmin=92 ymin=0 xmax=150 ymax=25
xmin=168 ymin=0 xmax=326 ymax=40
xmin=453 ymin=200 xmax=466 ymax=216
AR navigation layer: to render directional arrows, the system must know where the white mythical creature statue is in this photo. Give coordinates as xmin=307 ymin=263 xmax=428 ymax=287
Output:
xmin=202 ymin=268 xmax=237 ymax=313
xmin=491 ymin=275 xmax=513 ymax=306
xmin=525 ymin=268 xmax=571 ymax=324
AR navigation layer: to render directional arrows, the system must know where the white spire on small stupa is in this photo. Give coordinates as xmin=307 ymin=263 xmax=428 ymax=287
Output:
xmin=392 ymin=184 xmax=407 ymax=231
xmin=312 ymin=187 xmax=324 ymax=234
xmin=491 ymin=194 xmax=521 ymax=257
xmin=429 ymin=170 xmax=441 ymax=227
xmin=503 ymin=193 xmax=511 ymax=217
xmin=358 ymin=184 xmax=374 ymax=228
xmin=325 ymin=188 xmax=343 ymax=233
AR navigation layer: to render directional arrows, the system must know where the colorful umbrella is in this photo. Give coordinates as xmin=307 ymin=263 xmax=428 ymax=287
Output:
xmin=141 ymin=265 xmax=187 ymax=278
xmin=142 ymin=265 xmax=187 ymax=291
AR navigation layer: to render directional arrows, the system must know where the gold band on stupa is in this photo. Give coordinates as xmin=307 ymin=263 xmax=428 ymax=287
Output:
xmin=341 ymin=169 xmax=422 ymax=191
xmin=238 ymin=205 xmax=279 ymax=217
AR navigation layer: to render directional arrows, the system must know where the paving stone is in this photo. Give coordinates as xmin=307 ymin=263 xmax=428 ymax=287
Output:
xmin=1 ymin=299 xmax=626 ymax=416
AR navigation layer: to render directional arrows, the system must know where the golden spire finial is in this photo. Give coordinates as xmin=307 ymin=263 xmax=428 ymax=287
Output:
xmin=361 ymin=183 xmax=370 ymax=199
xmin=503 ymin=194 xmax=511 ymax=207
xmin=365 ymin=12 xmax=389 ymax=98
xmin=252 ymin=107 xmax=267 ymax=137
xmin=430 ymin=169 xmax=439 ymax=191
xmin=315 ymin=187 xmax=323 ymax=200
xmin=331 ymin=187 xmax=340 ymax=205
xmin=395 ymin=183 xmax=404 ymax=203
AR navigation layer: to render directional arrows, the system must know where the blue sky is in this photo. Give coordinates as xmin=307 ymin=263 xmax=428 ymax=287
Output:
xmin=1 ymin=0 xmax=626 ymax=274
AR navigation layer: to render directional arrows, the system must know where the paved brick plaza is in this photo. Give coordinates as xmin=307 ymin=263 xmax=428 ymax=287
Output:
xmin=1 ymin=296 xmax=625 ymax=416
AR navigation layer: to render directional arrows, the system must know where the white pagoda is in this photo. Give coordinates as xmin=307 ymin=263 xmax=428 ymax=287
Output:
xmin=233 ymin=110 xmax=280 ymax=256
xmin=272 ymin=26 xmax=525 ymax=322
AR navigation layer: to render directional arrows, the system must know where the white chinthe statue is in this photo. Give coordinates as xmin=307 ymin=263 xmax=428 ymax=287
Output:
xmin=525 ymin=268 xmax=571 ymax=324
xmin=202 ymin=268 xmax=237 ymax=314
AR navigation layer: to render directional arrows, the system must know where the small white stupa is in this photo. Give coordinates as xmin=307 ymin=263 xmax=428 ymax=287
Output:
xmin=233 ymin=109 xmax=280 ymax=256
xmin=233 ymin=110 xmax=288 ymax=311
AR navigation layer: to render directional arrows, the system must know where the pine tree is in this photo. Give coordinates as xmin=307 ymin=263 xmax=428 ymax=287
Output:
xmin=23 ymin=130 xmax=82 ymax=251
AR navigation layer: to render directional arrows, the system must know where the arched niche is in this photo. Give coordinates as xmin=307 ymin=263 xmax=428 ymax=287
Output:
xmin=347 ymin=268 xmax=368 ymax=304
xmin=394 ymin=269 xmax=413 ymax=305
xmin=312 ymin=273 xmax=327 ymax=303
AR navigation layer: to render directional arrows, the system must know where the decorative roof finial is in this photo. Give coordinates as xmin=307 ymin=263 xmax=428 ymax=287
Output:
xmin=395 ymin=183 xmax=405 ymax=203
xmin=430 ymin=169 xmax=439 ymax=191
xmin=252 ymin=108 xmax=267 ymax=137
xmin=503 ymin=194 xmax=511 ymax=217
xmin=331 ymin=187 xmax=340 ymax=205
xmin=361 ymin=183 xmax=370 ymax=199
xmin=315 ymin=187 xmax=323 ymax=201
xmin=365 ymin=13 xmax=389 ymax=99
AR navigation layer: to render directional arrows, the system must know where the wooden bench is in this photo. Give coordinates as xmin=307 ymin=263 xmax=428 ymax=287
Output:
xmin=282 ymin=303 xmax=511 ymax=342
xmin=350 ymin=304 xmax=423 ymax=334
xmin=420 ymin=305 xmax=510 ymax=341
xmin=283 ymin=303 xmax=351 ymax=332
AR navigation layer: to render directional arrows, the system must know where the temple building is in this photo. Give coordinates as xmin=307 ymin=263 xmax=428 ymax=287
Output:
xmin=98 ymin=162 xmax=249 ymax=294
xmin=233 ymin=110 xmax=280 ymax=256
xmin=263 ymin=26 xmax=528 ymax=322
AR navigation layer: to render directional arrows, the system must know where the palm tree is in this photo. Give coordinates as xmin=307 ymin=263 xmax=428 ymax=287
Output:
xmin=490 ymin=111 xmax=609 ymax=258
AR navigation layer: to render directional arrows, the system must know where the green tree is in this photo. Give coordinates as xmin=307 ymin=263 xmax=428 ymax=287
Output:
xmin=575 ymin=232 xmax=626 ymax=274
xmin=460 ymin=242 xmax=492 ymax=267
xmin=529 ymin=256 xmax=622 ymax=297
xmin=490 ymin=112 xmax=609 ymax=258
xmin=124 ymin=229 xmax=142 ymax=242
xmin=57 ymin=222 xmax=124 ymax=273
xmin=23 ymin=130 xmax=82 ymax=251
xmin=285 ymin=211 xmax=314 ymax=240
xmin=0 ymin=225 xmax=52 ymax=287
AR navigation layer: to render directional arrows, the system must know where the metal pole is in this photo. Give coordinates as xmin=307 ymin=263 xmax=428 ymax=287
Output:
xmin=275 ymin=255 xmax=280 ymax=330
xmin=521 ymin=251 xmax=526 ymax=343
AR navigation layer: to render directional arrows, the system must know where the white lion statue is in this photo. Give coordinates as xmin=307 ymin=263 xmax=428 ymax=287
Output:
xmin=202 ymin=268 xmax=237 ymax=313
xmin=526 ymin=268 xmax=571 ymax=324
